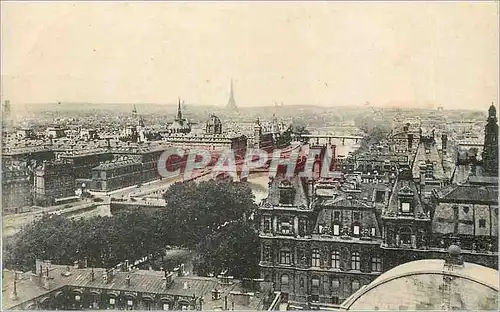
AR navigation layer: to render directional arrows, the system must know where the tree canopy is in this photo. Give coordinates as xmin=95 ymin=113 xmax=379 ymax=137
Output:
xmin=5 ymin=180 xmax=261 ymax=279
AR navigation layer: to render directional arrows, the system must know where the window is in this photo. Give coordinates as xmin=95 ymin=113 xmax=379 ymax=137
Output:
xmin=279 ymin=187 xmax=295 ymax=205
xmin=400 ymin=227 xmax=412 ymax=244
xmin=300 ymin=277 xmax=305 ymax=288
xmin=280 ymin=249 xmax=291 ymax=264
xmin=127 ymin=300 xmax=133 ymax=306
xmin=332 ymin=296 xmax=340 ymax=305
xmin=331 ymin=251 xmax=340 ymax=269
xmin=463 ymin=206 xmax=469 ymax=214
xmin=324 ymin=279 xmax=330 ymax=294
xmin=263 ymin=245 xmax=271 ymax=262
xmin=401 ymin=202 xmax=410 ymax=213
xmin=280 ymin=218 xmax=291 ymax=234
xmin=75 ymin=295 xmax=81 ymax=302
xmin=109 ymin=298 xmax=116 ymax=305
xmin=311 ymin=277 xmax=320 ymax=294
xmin=352 ymin=280 xmax=360 ymax=292
xmin=371 ymin=257 xmax=382 ymax=272
xmin=334 ymin=211 xmax=341 ymax=221
xmin=353 ymin=212 xmax=360 ymax=222
xmin=299 ymin=219 xmax=307 ymax=236
xmin=371 ymin=227 xmax=376 ymax=237
xmin=311 ymin=295 xmax=319 ymax=302
xmin=333 ymin=224 xmax=340 ymax=236
xmin=312 ymin=249 xmax=321 ymax=267
xmin=264 ymin=216 xmax=271 ymax=232
xmin=375 ymin=190 xmax=385 ymax=203
xmin=351 ymin=252 xmax=360 ymax=270
xmin=163 ymin=303 xmax=170 ymax=310
xmin=281 ymin=274 xmax=289 ymax=286
xmin=479 ymin=219 xmax=486 ymax=228
xmin=353 ymin=225 xmax=360 ymax=236
xmin=331 ymin=279 xmax=340 ymax=289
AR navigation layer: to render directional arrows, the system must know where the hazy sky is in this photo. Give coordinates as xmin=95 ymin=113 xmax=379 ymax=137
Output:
xmin=1 ymin=1 xmax=498 ymax=110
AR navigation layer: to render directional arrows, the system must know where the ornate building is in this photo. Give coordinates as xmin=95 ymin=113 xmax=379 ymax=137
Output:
xmin=252 ymin=116 xmax=290 ymax=152
xmin=168 ymin=99 xmax=191 ymax=134
xmin=259 ymin=169 xmax=384 ymax=309
xmin=482 ymin=103 xmax=498 ymax=177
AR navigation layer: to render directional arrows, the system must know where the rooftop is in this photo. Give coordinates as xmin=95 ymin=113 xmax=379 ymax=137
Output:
xmin=2 ymin=265 xmax=273 ymax=311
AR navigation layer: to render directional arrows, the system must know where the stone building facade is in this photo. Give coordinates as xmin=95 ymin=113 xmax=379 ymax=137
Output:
xmin=33 ymin=161 xmax=76 ymax=206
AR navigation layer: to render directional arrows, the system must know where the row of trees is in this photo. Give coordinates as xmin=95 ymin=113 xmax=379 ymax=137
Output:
xmin=353 ymin=114 xmax=393 ymax=155
xmin=4 ymin=180 xmax=261 ymax=278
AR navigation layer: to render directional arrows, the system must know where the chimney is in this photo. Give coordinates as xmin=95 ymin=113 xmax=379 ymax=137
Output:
xmin=91 ymin=268 xmax=95 ymax=281
xmin=163 ymin=271 xmax=174 ymax=288
xmin=126 ymin=275 xmax=131 ymax=287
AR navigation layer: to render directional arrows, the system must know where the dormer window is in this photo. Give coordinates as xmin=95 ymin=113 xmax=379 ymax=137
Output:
xmin=279 ymin=181 xmax=295 ymax=205
xmin=401 ymin=202 xmax=411 ymax=213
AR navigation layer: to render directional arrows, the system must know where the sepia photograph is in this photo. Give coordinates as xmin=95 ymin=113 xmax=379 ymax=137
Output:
xmin=1 ymin=1 xmax=499 ymax=311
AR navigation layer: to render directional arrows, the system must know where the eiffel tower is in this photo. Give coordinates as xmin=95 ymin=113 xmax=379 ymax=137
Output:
xmin=227 ymin=79 xmax=237 ymax=110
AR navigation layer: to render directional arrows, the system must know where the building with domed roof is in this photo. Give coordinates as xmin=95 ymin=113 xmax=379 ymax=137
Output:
xmin=340 ymin=246 xmax=499 ymax=311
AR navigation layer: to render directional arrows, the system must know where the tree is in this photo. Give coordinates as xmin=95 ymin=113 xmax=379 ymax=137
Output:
xmin=162 ymin=180 xmax=258 ymax=249
xmin=194 ymin=220 xmax=260 ymax=278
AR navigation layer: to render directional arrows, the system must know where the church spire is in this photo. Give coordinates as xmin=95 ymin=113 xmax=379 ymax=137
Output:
xmin=132 ymin=104 xmax=137 ymax=119
xmin=177 ymin=98 xmax=183 ymax=120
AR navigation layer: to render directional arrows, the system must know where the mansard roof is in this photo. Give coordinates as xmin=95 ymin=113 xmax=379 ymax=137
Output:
xmin=262 ymin=174 xmax=309 ymax=209
xmin=434 ymin=183 xmax=498 ymax=204
xmin=384 ymin=176 xmax=426 ymax=218
xmin=320 ymin=194 xmax=373 ymax=209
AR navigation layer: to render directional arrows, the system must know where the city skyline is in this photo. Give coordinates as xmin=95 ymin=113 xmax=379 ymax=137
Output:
xmin=1 ymin=2 xmax=498 ymax=110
